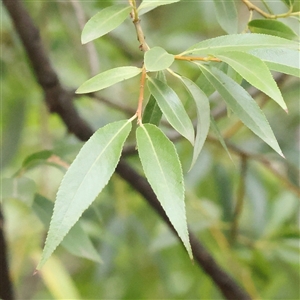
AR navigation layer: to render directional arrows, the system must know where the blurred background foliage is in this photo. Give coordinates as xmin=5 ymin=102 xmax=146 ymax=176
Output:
xmin=1 ymin=1 xmax=299 ymax=299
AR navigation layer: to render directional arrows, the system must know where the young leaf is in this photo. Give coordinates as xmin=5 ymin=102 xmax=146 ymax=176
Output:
xmin=183 ymin=33 xmax=299 ymax=56
xmin=213 ymin=0 xmax=238 ymax=34
xmin=144 ymin=47 xmax=174 ymax=72
xmin=199 ymin=65 xmax=284 ymax=157
xmin=249 ymin=48 xmax=300 ymax=78
xmin=138 ymin=0 xmax=180 ymax=16
xmin=76 ymin=67 xmax=142 ymax=94
xmin=248 ymin=19 xmax=298 ymax=41
xmin=180 ymin=77 xmax=210 ymax=169
xmin=136 ymin=124 xmax=192 ymax=259
xmin=37 ymin=120 xmax=132 ymax=269
xmin=216 ymin=51 xmax=287 ymax=111
xmin=33 ymin=194 xmax=102 ymax=263
xmin=147 ymin=77 xmax=195 ymax=144
xmin=81 ymin=5 xmax=132 ymax=44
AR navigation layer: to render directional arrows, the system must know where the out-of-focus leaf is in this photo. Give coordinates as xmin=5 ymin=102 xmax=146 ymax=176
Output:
xmin=1 ymin=177 xmax=36 ymax=206
xmin=1 ymin=98 xmax=25 ymax=170
xmin=248 ymin=19 xmax=298 ymax=41
xmin=210 ymin=116 xmax=233 ymax=162
xmin=16 ymin=150 xmax=67 ymax=175
xmin=147 ymin=77 xmax=195 ymax=144
xmin=183 ymin=33 xmax=299 ymax=55
xmin=81 ymin=5 xmax=132 ymax=44
xmin=76 ymin=66 xmax=142 ymax=94
xmin=138 ymin=0 xmax=180 ymax=15
xmin=33 ymin=194 xmax=101 ymax=263
xmin=144 ymin=47 xmax=174 ymax=72
xmin=136 ymin=124 xmax=192 ymax=259
xmin=181 ymin=77 xmax=210 ymax=169
xmin=216 ymin=51 xmax=287 ymax=111
xmin=37 ymin=120 xmax=132 ymax=269
xmin=33 ymin=252 xmax=81 ymax=299
xmin=264 ymin=192 xmax=298 ymax=236
xmin=249 ymin=48 xmax=300 ymax=78
xmin=199 ymin=65 xmax=284 ymax=157
xmin=213 ymin=0 xmax=238 ymax=34
xmin=281 ymin=0 xmax=294 ymax=7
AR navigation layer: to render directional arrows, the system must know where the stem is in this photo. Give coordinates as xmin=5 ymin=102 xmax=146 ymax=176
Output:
xmin=136 ymin=67 xmax=147 ymax=124
xmin=174 ymin=55 xmax=221 ymax=62
xmin=129 ymin=0 xmax=149 ymax=52
xmin=242 ymin=0 xmax=295 ymax=19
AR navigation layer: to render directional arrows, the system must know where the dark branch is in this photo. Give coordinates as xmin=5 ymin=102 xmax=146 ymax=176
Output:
xmin=0 ymin=207 xmax=14 ymax=300
xmin=3 ymin=1 xmax=252 ymax=299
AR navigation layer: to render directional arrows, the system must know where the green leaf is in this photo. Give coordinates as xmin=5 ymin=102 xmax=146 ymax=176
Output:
xmin=136 ymin=124 xmax=192 ymax=259
xmin=248 ymin=19 xmax=298 ymax=41
xmin=199 ymin=65 xmax=284 ymax=157
xmin=249 ymin=48 xmax=300 ymax=78
xmin=138 ymin=0 xmax=180 ymax=15
xmin=16 ymin=150 xmax=67 ymax=175
xmin=147 ymin=77 xmax=195 ymax=144
xmin=216 ymin=51 xmax=287 ymax=111
xmin=81 ymin=5 xmax=132 ymax=44
xmin=37 ymin=120 xmax=132 ymax=269
xmin=213 ymin=0 xmax=238 ymax=34
xmin=183 ymin=33 xmax=299 ymax=56
xmin=76 ymin=67 xmax=142 ymax=94
xmin=143 ymin=94 xmax=163 ymax=126
xmin=180 ymin=77 xmax=210 ymax=169
xmin=144 ymin=47 xmax=174 ymax=72
xmin=281 ymin=0 xmax=294 ymax=7
xmin=33 ymin=194 xmax=102 ymax=263
xmin=143 ymin=72 xmax=166 ymax=125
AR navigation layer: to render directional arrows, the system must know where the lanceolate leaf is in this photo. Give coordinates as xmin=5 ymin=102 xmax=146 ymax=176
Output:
xmin=81 ymin=5 xmax=132 ymax=44
xmin=213 ymin=0 xmax=238 ymax=34
xmin=181 ymin=77 xmax=210 ymax=169
xmin=183 ymin=33 xmax=299 ymax=56
xmin=144 ymin=47 xmax=174 ymax=72
xmin=216 ymin=51 xmax=287 ymax=111
xmin=33 ymin=194 xmax=101 ymax=263
xmin=248 ymin=19 xmax=298 ymax=41
xmin=76 ymin=67 xmax=142 ymax=94
xmin=136 ymin=124 xmax=192 ymax=259
xmin=249 ymin=48 xmax=300 ymax=78
xmin=138 ymin=0 xmax=180 ymax=15
xmin=199 ymin=65 xmax=284 ymax=157
xmin=37 ymin=120 xmax=132 ymax=269
xmin=147 ymin=77 xmax=195 ymax=144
